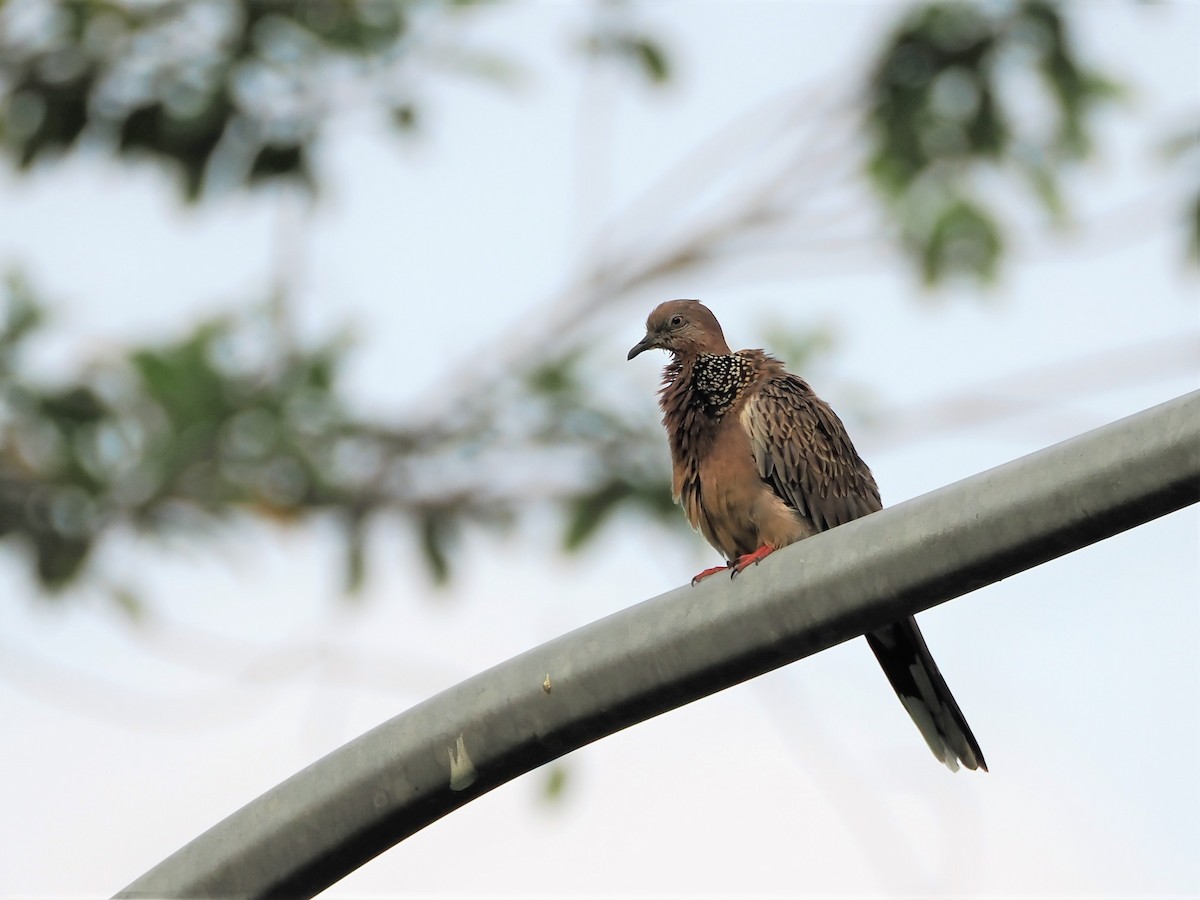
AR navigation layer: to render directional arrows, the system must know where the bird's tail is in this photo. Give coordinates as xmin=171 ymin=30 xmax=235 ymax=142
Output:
xmin=865 ymin=616 xmax=987 ymax=772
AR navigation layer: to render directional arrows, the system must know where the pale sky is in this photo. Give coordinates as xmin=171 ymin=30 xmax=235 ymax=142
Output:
xmin=1 ymin=2 xmax=1198 ymax=898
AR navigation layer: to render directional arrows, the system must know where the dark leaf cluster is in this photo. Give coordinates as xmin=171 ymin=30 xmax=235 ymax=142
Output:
xmin=0 ymin=275 xmax=367 ymax=587
xmin=867 ymin=1 xmax=1122 ymax=283
xmin=0 ymin=276 xmax=744 ymax=595
xmin=0 ymin=0 xmax=409 ymax=197
xmin=0 ymin=0 xmax=671 ymax=201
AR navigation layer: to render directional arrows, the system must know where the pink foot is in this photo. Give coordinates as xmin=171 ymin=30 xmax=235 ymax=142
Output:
xmin=691 ymin=565 xmax=729 ymax=586
xmin=731 ymin=545 xmax=775 ymax=578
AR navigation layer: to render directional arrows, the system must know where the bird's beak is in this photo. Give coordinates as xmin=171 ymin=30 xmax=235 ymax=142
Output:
xmin=627 ymin=333 xmax=659 ymax=360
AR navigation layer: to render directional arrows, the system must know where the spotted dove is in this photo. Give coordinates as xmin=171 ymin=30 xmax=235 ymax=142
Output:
xmin=628 ymin=299 xmax=986 ymax=772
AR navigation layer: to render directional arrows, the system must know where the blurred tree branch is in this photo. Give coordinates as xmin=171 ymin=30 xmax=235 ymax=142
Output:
xmin=0 ymin=0 xmax=1193 ymax=600
xmin=0 ymin=0 xmax=669 ymax=198
xmin=0 ymin=272 xmax=685 ymax=592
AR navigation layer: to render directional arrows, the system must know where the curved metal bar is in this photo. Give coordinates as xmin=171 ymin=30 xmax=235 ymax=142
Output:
xmin=117 ymin=391 xmax=1200 ymax=899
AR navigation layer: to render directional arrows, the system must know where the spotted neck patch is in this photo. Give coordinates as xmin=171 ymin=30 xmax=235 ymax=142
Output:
xmin=691 ymin=352 xmax=754 ymax=418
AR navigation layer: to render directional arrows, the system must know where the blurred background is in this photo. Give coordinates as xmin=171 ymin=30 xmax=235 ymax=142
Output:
xmin=1 ymin=1 xmax=1197 ymax=896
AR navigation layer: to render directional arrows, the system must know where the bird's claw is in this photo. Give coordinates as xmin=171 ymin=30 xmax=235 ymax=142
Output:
xmin=690 ymin=565 xmax=729 ymax=585
xmin=730 ymin=545 xmax=776 ymax=578
xmin=693 ymin=546 xmax=776 ymax=584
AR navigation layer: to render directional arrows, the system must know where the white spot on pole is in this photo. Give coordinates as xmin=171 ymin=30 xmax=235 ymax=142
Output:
xmin=448 ymin=734 xmax=477 ymax=791
xmin=542 ymin=674 xmax=552 ymax=693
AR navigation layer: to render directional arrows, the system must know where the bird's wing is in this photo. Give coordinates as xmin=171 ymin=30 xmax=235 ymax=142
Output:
xmin=741 ymin=373 xmax=882 ymax=532
xmin=743 ymin=371 xmax=986 ymax=772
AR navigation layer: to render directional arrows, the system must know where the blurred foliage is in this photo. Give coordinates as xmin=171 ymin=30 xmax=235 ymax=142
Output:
xmin=0 ymin=0 xmax=670 ymax=200
xmin=0 ymin=1 xmax=1191 ymax=600
xmin=0 ymin=274 xmax=359 ymax=586
xmin=0 ymin=274 xmax=708 ymax=591
xmin=0 ymin=274 xmax=835 ymax=593
xmin=582 ymin=28 xmax=670 ymax=84
xmin=866 ymin=1 xmax=1124 ymax=284
xmin=541 ymin=762 xmax=569 ymax=803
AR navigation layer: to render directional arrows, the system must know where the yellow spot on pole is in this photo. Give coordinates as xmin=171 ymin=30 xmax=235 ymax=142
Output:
xmin=448 ymin=734 xmax=476 ymax=791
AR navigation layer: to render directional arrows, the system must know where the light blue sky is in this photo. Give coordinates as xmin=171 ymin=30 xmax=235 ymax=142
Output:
xmin=2 ymin=2 xmax=1197 ymax=897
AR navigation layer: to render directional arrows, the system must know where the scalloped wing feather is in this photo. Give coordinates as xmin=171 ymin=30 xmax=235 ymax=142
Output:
xmin=741 ymin=373 xmax=881 ymax=532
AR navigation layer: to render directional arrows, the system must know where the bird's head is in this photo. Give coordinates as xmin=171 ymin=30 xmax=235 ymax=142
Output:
xmin=627 ymin=299 xmax=732 ymax=361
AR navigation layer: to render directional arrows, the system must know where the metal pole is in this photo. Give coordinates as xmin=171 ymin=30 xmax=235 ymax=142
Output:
xmin=117 ymin=391 xmax=1200 ymax=899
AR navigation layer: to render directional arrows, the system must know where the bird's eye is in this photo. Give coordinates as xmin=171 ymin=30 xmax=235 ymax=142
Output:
xmin=670 ymin=315 xmax=684 ymax=327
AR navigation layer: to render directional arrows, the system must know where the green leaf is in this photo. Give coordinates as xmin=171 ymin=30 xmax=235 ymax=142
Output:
xmin=131 ymin=325 xmax=231 ymax=430
xmin=109 ymin=585 xmax=145 ymax=622
xmin=390 ymin=104 xmax=418 ymax=131
xmin=344 ymin=512 xmax=368 ymax=595
xmin=526 ymin=350 xmax=583 ymax=400
xmin=0 ymin=273 xmax=45 ymax=355
xmin=583 ymin=31 xmax=672 ymax=86
xmin=33 ymin=531 xmax=92 ymax=590
xmin=631 ymin=37 xmax=670 ymax=83
xmin=248 ymin=142 xmax=313 ymax=190
xmin=563 ymin=480 xmax=633 ymax=552
xmin=1022 ymin=158 xmax=1067 ymax=223
xmin=921 ymin=197 xmax=1003 ymax=284
xmin=542 ymin=764 xmax=569 ymax=803
xmin=418 ymin=508 xmax=456 ymax=585
xmin=39 ymin=387 xmax=106 ymax=426
xmin=627 ymin=478 xmax=678 ymax=523
xmin=12 ymin=69 xmax=95 ymax=167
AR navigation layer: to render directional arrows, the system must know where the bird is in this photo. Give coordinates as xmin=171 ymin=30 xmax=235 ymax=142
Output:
xmin=628 ymin=298 xmax=986 ymax=772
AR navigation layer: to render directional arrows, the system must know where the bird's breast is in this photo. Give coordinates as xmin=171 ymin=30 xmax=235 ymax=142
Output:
xmin=685 ymin=415 xmax=776 ymax=560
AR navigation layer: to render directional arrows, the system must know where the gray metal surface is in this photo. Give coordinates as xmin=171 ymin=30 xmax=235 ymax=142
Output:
xmin=117 ymin=391 xmax=1200 ymax=899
